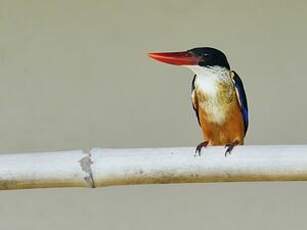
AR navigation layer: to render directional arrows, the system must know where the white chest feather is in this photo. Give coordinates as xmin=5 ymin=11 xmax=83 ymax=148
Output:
xmin=190 ymin=66 xmax=234 ymax=124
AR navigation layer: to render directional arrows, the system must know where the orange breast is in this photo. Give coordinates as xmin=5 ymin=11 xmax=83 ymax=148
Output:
xmin=198 ymin=97 xmax=245 ymax=145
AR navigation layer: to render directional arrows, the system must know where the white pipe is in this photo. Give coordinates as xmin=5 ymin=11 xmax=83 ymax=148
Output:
xmin=0 ymin=150 xmax=91 ymax=189
xmin=91 ymin=145 xmax=307 ymax=187
xmin=0 ymin=145 xmax=307 ymax=190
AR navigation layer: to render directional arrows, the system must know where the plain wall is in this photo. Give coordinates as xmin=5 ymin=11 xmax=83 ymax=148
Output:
xmin=0 ymin=0 xmax=307 ymax=229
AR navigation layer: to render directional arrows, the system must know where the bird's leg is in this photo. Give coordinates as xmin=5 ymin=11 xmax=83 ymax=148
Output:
xmin=194 ymin=141 xmax=209 ymax=157
xmin=224 ymin=140 xmax=240 ymax=157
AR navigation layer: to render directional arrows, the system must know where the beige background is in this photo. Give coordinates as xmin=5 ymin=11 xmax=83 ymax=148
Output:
xmin=0 ymin=0 xmax=307 ymax=229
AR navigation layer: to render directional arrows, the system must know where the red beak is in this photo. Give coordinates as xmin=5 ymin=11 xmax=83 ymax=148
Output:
xmin=148 ymin=51 xmax=200 ymax=66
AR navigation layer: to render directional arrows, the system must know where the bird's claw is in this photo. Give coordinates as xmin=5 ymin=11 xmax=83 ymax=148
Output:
xmin=224 ymin=141 xmax=239 ymax=157
xmin=224 ymin=147 xmax=232 ymax=157
xmin=194 ymin=141 xmax=209 ymax=157
xmin=194 ymin=145 xmax=202 ymax=157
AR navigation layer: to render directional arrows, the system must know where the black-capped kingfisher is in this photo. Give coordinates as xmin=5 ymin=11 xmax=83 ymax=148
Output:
xmin=148 ymin=47 xmax=248 ymax=157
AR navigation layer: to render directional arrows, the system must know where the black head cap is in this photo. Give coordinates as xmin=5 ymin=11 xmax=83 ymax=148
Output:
xmin=188 ymin=47 xmax=230 ymax=70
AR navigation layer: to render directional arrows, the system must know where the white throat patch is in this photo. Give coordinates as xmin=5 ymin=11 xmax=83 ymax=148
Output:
xmin=188 ymin=65 xmax=230 ymax=95
xmin=188 ymin=65 xmax=233 ymax=124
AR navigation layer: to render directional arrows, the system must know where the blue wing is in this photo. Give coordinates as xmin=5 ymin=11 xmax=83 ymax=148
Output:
xmin=231 ymin=71 xmax=249 ymax=136
xmin=191 ymin=75 xmax=201 ymax=125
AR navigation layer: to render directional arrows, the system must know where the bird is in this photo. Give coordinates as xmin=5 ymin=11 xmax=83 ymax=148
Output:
xmin=148 ymin=47 xmax=248 ymax=157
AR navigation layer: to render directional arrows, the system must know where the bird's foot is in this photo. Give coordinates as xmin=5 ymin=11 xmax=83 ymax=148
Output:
xmin=194 ymin=141 xmax=209 ymax=157
xmin=224 ymin=140 xmax=239 ymax=157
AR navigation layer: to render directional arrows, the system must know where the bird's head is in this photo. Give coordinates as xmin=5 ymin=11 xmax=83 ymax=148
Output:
xmin=148 ymin=47 xmax=230 ymax=75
